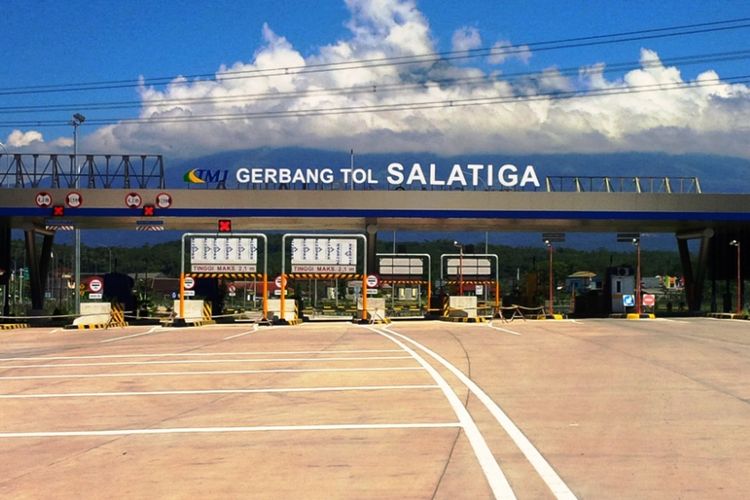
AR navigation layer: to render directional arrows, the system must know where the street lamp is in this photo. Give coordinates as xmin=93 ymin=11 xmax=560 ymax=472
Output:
xmin=71 ymin=113 xmax=85 ymax=315
xmin=633 ymin=237 xmax=642 ymax=316
xmin=0 ymin=141 xmax=9 ymax=173
xmin=730 ymin=240 xmax=741 ymax=315
xmin=453 ymin=241 xmax=464 ymax=295
xmin=544 ymin=239 xmax=554 ymax=315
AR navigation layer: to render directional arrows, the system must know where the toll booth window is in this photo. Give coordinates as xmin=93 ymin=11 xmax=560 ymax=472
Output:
xmin=616 ymin=281 xmax=622 ymax=293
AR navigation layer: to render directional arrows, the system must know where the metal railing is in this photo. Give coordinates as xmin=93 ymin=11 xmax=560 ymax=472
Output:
xmin=544 ymin=176 xmax=701 ymax=194
xmin=0 ymin=153 xmax=165 ymax=189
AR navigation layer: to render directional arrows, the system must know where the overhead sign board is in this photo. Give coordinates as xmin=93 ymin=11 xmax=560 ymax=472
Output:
xmin=190 ymin=237 xmax=258 ymax=272
xmin=447 ymin=257 xmax=492 ymax=276
xmin=290 ymin=238 xmax=357 ymax=273
xmin=378 ymin=257 xmax=423 ymax=276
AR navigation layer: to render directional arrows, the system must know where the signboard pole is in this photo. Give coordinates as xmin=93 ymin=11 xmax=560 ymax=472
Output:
xmin=262 ymin=272 xmax=268 ymax=320
xmin=280 ymin=273 xmax=286 ymax=319
xmin=362 ymin=271 xmax=368 ymax=321
xmin=179 ymin=272 xmax=185 ymax=319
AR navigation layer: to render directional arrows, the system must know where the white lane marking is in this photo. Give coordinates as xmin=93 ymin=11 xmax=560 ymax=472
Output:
xmin=100 ymin=327 xmax=169 ymax=343
xmin=1 ymin=355 xmax=413 ymax=370
xmin=224 ymin=325 xmax=258 ymax=340
xmin=0 ymin=366 xmax=422 ymax=381
xmin=486 ymin=322 xmax=522 ymax=336
xmin=0 ymin=384 xmax=440 ymax=399
xmin=0 ymin=349 xmax=404 ymax=362
xmin=656 ymin=318 xmax=690 ymax=323
xmin=48 ymin=328 xmax=62 ymax=334
xmin=364 ymin=326 xmax=516 ymax=500
xmin=380 ymin=326 xmax=577 ymax=500
xmin=0 ymin=422 xmax=462 ymax=439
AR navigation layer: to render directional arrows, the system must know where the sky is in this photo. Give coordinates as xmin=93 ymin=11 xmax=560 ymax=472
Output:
xmin=2 ymin=0 xmax=750 ymax=159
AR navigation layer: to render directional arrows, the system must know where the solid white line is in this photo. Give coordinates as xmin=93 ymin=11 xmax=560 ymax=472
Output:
xmin=486 ymin=323 xmax=522 ymax=336
xmin=224 ymin=325 xmax=258 ymax=339
xmin=100 ymin=328 xmax=164 ymax=343
xmin=0 ymin=366 xmax=422 ymax=381
xmin=0 ymin=349 xmax=404 ymax=362
xmin=1 ymin=355 xmax=413 ymax=370
xmin=364 ymin=326 xmax=516 ymax=500
xmin=0 ymin=384 xmax=440 ymax=399
xmin=0 ymin=422 xmax=462 ymax=439
xmin=380 ymin=327 xmax=577 ymax=500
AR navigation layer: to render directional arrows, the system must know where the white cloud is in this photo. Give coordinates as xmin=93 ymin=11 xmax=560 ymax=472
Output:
xmin=6 ymin=129 xmax=44 ymax=147
xmin=452 ymin=26 xmax=481 ymax=53
xmin=81 ymin=0 xmax=750 ymax=159
xmin=487 ymin=40 xmax=532 ymax=65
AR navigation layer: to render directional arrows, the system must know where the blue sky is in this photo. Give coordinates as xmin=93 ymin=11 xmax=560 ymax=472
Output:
xmin=2 ymin=0 xmax=750 ymax=159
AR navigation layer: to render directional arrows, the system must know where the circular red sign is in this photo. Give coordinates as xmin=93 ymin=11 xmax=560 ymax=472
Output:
xmin=35 ymin=192 xmax=52 ymax=207
xmin=156 ymin=192 xmax=172 ymax=209
xmin=642 ymin=294 xmax=656 ymax=307
xmin=184 ymin=276 xmax=195 ymax=290
xmin=125 ymin=192 xmax=142 ymax=208
xmin=366 ymin=274 xmax=380 ymax=288
xmin=65 ymin=191 xmax=83 ymax=208
xmin=274 ymin=275 xmax=283 ymax=288
xmin=88 ymin=278 xmax=103 ymax=293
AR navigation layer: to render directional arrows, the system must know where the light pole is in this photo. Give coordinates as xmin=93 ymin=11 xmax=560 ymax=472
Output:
xmin=71 ymin=113 xmax=85 ymax=315
xmin=0 ymin=141 xmax=9 ymax=172
xmin=0 ymin=141 xmax=8 ymax=317
xmin=453 ymin=241 xmax=464 ymax=295
xmin=545 ymin=239 xmax=554 ymax=315
xmin=633 ymin=237 xmax=642 ymax=316
xmin=730 ymin=240 xmax=741 ymax=315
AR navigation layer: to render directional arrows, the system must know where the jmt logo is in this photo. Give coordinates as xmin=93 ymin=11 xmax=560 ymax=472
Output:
xmin=184 ymin=168 xmax=229 ymax=184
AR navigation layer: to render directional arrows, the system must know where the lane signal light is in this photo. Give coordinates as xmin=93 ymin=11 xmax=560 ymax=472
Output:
xmin=142 ymin=205 xmax=155 ymax=216
xmin=218 ymin=219 xmax=232 ymax=232
xmin=52 ymin=205 xmax=65 ymax=217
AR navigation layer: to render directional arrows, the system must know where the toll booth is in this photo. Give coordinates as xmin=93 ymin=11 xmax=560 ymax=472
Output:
xmin=606 ymin=266 xmax=635 ymax=314
xmin=440 ymin=253 xmax=501 ymax=318
xmin=177 ymin=233 xmax=269 ymax=326
xmin=280 ymin=234 xmax=369 ymax=323
xmin=285 ymin=273 xmax=361 ymax=318
xmin=376 ymin=254 xmax=432 ymax=318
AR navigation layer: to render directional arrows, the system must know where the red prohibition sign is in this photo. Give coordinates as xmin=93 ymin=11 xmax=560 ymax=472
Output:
xmin=125 ymin=192 xmax=142 ymax=208
xmin=35 ymin=192 xmax=53 ymax=207
xmin=155 ymin=192 xmax=172 ymax=208
xmin=65 ymin=192 xmax=83 ymax=208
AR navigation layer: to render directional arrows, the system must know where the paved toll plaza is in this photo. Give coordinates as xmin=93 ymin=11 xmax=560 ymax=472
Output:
xmin=0 ymin=318 xmax=748 ymax=498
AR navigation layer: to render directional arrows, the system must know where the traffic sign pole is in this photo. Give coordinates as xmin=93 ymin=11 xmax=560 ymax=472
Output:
xmin=262 ymin=273 xmax=268 ymax=321
xmin=179 ymin=273 xmax=185 ymax=319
